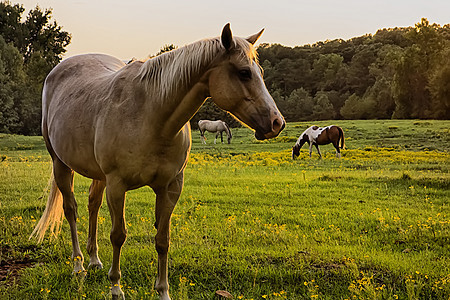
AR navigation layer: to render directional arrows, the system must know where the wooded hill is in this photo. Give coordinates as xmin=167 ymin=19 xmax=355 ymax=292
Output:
xmin=1 ymin=2 xmax=448 ymax=135
xmin=192 ymin=18 xmax=450 ymax=128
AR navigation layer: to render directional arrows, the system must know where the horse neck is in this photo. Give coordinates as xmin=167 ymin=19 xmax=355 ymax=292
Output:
xmin=138 ymin=39 xmax=222 ymax=137
xmin=295 ymin=133 xmax=306 ymax=147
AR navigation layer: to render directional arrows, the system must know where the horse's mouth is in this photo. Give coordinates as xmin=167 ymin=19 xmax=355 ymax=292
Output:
xmin=254 ymin=131 xmax=266 ymax=140
xmin=255 ymin=128 xmax=283 ymax=140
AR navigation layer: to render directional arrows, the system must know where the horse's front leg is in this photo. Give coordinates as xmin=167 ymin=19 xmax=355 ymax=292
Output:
xmin=308 ymin=142 xmax=313 ymax=157
xmin=87 ymin=180 xmax=106 ymax=269
xmin=154 ymin=172 xmax=183 ymax=300
xmin=105 ymin=180 xmax=127 ymax=300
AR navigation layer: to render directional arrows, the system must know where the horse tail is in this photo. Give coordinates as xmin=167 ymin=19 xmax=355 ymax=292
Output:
xmin=338 ymin=126 xmax=345 ymax=149
xmin=29 ymin=169 xmax=64 ymax=243
xmin=223 ymin=122 xmax=232 ymax=139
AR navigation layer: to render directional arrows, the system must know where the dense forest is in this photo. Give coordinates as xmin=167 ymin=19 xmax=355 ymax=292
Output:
xmin=0 ymin=2 xmax=70 ymax=135
xmin=194 ymin=18 xmax=450 ymax=127
xmin=1 ymin=2 xmax=449 ymax=135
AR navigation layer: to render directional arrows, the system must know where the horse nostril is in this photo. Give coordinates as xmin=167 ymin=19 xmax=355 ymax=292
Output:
xmin=272 ymin=118 xmax=284 ymax=133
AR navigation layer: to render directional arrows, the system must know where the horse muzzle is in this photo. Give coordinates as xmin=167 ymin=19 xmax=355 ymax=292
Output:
xmin=254 ymin=115 xmax=285 ymax=140
xmin=292 ymin=145 xmax=300 ymax=160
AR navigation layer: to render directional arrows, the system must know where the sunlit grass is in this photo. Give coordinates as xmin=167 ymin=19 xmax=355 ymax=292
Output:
xmin=0 ymin=120 xmax=449 ymax=299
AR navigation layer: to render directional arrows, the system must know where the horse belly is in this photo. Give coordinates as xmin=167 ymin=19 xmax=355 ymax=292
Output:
xmin=48 ymin=123 xmax=105 ymax=180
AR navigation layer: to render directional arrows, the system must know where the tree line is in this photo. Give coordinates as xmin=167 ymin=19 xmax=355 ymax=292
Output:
xmin=192 ymin=18 xmax=450 ymax=128
xmin=254 ymin=18 xmax=450 ymax=123
xmin=0 ymin=2 xmax=448 ymax=135
xmin=0 ymin=1 xmax=70 ymax=135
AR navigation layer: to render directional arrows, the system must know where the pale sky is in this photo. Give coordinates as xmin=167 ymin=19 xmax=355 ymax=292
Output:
xmin=18 ymin=0 xmax=450 ymax=60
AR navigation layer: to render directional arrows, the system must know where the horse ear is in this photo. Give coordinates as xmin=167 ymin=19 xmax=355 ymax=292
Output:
xmin=246 ymin=28 xmax=264 ymax=45
xmin=221 ymin=23 xmax=233 ymax=51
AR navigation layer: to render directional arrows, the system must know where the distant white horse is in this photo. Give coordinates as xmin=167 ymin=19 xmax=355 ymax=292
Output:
xmin=292 ymin=125 xmax=345 ymax=159
xmin=198 ymin=120 xmax=232 ymax=144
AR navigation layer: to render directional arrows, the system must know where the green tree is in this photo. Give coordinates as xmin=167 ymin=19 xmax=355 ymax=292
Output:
xmin=340 ymin=93 xmax=376 ymax=119
xmin=1 ymin=2 xmax=71 ymax=67
xmin=312 ymin=91 xmax=336 ymax=120
xmin=286 ymin=88 xmax=313 ymax=121
xmin=311 ymin=53 xmax=344 ymax=91
xmin=155 ymin=44 xmax=177 ymax=56
xmin=0 ymin=1 xmax=25 ymax=47
xmin=428 ymin=47 xmax=450 ymax=119
xmin=0 ymin=2 xmax=71 ymax=134
xmin=366 ymin=44 xmax=403 ymax=118
xmin=191 ymin=98 xmax=241 ymax=129
xmin=393 ymin=18 xmax=445 ymax=119
xmin=0 ymin=35 xmax=24 ymax=132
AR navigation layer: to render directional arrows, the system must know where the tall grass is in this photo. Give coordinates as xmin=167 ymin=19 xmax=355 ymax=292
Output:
xmin=0 ymin=120 xmax=449 ymax=299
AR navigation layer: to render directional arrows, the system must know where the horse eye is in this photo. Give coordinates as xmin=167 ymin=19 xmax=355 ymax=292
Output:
xmin=238 ymin=69 xmax=252 ymax=80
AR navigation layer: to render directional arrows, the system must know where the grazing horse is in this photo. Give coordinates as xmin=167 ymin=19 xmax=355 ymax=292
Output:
xmin=198 ymin=119 xmax=232 ymax=144
xmin=30 ymin=24 xmax=285 ymax=300
xmin=292 ymin=125 xmax=344 ymax=159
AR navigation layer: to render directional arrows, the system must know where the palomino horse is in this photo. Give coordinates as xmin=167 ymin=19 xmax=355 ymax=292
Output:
xmin=292 ymin=125 xmax=344 ymax=159
xmin=198 ymin=119 xmax=232 ymax=144
xmin=30 ymin=24 xmax=285 ymax=300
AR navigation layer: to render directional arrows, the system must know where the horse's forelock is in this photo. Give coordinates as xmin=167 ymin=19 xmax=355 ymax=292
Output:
xmin=233 ymin=37 xmax=259 ymax=64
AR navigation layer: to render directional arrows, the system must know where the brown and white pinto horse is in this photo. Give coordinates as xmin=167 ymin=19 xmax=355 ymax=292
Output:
xmin=292 ymin=125 xmax=344 ymax=159
xmin=30 ymin=24 xmax=284 ymax=300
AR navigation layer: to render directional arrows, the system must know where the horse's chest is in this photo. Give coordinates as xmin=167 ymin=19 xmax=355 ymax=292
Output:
xmin=126 ymin=143 xmax=190 ymax=189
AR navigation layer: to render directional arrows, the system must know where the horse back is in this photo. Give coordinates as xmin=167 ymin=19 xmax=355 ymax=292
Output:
xmin=313 ymin=126 xmax=336 ymax=145
xmin=43 ymin=54 xmax=127 ymax=117
xmin=42 ymin=54 xmax=128 ymax=179
xmin=44 ymin=54 xmax=125 ymax=93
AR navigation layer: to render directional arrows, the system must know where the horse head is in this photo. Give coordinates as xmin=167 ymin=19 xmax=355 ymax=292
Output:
xmin=292 ymin=144 xmax=300 ymax=160
xmin=292 ymin=136 xmax=308 ymax=159
xmin=208 ymin=24 xmax=285 ymax=140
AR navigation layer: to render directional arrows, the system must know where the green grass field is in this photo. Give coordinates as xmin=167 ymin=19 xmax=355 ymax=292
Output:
xmin=1 ymin=120 xmax=449 ymax=299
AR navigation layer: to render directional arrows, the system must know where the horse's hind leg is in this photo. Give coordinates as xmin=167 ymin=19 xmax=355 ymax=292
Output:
xmin=220 ymin=132 xmax=224 ymax=143
xmin=334 ymin=143 xmax=341 ymax=158
xmin=53 ymin=158 xmax=85 ymax=274
xmin=199 ymin=129 xmax=206 ymax=144
xmin=87 ymin=179 xmax=106 ymax=269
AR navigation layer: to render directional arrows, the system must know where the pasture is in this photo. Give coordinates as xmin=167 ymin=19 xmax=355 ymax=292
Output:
xmin=0 ymin=120 xmax=449 ymax=299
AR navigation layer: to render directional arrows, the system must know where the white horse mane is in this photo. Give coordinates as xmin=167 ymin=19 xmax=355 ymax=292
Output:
xmin=137 ymin=36 xmax=259 ymax=102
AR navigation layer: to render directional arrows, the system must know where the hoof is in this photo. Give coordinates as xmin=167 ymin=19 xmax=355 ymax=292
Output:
xmin=111 ymin=293 xmax=125 ymax=300
xmin=111 ymin=285 xmax=125 ymax=300
xmin=73 ymin=269 xmax=87 ymax=278
xmin=72 ymin=262 xmax=86 ymax=277
xmin=88 ymin=262 xmax=103 ymax=270
xmin=158 ymin=293 xmax=171 ymax=300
